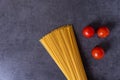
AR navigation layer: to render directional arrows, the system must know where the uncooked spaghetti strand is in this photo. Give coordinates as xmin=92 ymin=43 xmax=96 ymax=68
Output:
xmin=47 ymin=35 xmax=70 ymax=79
xmin=63 ymin=27 xmax=79 ymax=79
xmin=40 ymin=37 xmax=69 ymax=79
xmin=66 ymin=27 xmax=83 ymax=80
xmin=67 ymin=27 xmax=81 ymax=76
xmin=68 ymin=27 xmax=85 ymax=80
xmin=58 ymin=29 xmax=75 ymax=80
xmin=70 ymin=27 xmax=87 ymax=80
xmin=49 ymin=32 xmax=71 ymax=79
xmin=71 ymin=26 xmax=85 ymax=79
xmin=59 ymin=30 xmax=75 ymax=80
xmin=66 ymin=26 xmax=84 ymax=80
xmin=58 ymin=27 xmax=74 ymax=80
xmin=60 ymin=27 xmax=77 ymax=80
xmin=52 ymin=30 xmax=72 ymax=79
xmin=45 ymin=26 xmax=73 ymax=79
xmin=60 ymin=27 xmax=85 ymax=79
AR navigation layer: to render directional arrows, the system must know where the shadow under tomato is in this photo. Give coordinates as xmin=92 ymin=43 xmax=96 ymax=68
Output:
xmin=97 ymin=41 xmax=111 ymax=53
xmin=89 ymin=19 xmax=116 ymax=32
xmin=89 ymin=19 xmax=102 ymax=31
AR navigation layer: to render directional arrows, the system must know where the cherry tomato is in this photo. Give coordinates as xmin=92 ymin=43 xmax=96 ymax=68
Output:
xmin=91 ymin=47 xmax=105 ymax=60
xmin=82 ymin=26 xmax=95 ymax=38
xmin=97 ymin=26 xmax=110 ymax=38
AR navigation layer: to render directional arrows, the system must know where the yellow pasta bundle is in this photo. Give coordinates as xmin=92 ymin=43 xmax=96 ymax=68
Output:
xmin=40 ymin=25 xmax=87 ymax=80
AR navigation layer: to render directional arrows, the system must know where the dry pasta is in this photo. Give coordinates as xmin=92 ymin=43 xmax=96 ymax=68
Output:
xmin=40 ymin=25 xmax=87 ymax=80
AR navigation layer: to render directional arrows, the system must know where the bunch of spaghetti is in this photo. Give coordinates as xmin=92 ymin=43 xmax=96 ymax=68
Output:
xmin=40 ymin=25 xmax=87 ymax=80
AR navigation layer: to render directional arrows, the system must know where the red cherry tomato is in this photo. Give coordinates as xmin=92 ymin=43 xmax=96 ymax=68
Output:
xmin=82 ymin=26 xmax=95 ymax=38
xmin=91 ymin=47 xmax=105 ymax=60
xmin=97 ymin=26 xmax=110 ymax=38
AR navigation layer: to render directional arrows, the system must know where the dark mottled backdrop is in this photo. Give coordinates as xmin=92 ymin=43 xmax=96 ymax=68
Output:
xmin=0 ymin=0 xmax=120 ymax=80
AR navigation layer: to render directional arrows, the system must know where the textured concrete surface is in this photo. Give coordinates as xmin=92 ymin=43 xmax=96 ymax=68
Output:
xmin=0 ymin=0 xmax=120 ymax=80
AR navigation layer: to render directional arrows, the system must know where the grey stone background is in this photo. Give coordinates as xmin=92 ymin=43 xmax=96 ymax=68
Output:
xmin=0 ymin=0 xmax=120 ymax=80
